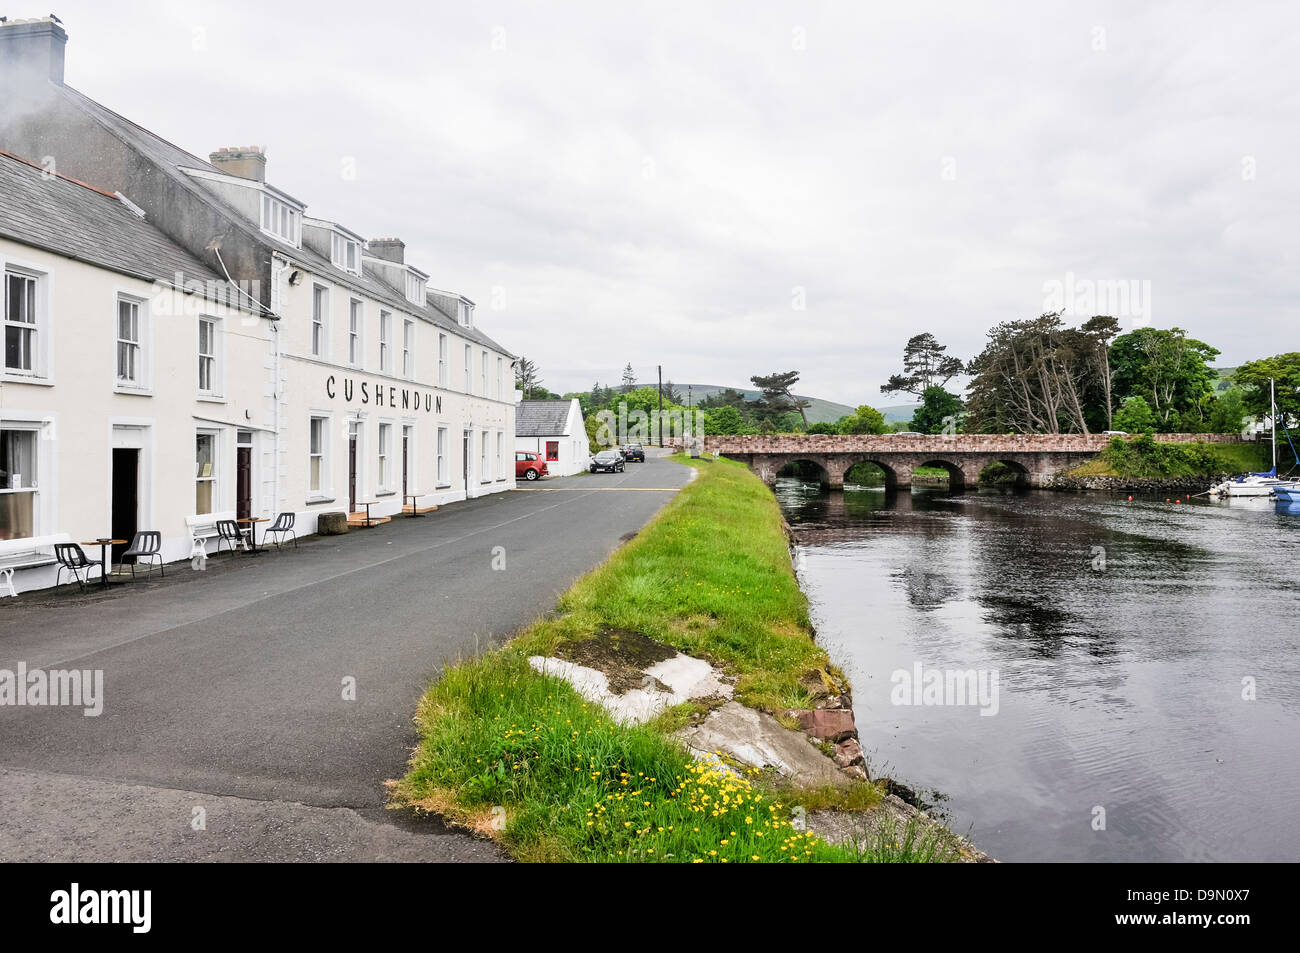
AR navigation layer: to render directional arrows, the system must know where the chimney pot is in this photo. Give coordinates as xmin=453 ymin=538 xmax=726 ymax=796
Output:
xmin=208 ymin=146 xmax=267 ymax=182
xmin=367 ymin=238 xmax=405 ymax=264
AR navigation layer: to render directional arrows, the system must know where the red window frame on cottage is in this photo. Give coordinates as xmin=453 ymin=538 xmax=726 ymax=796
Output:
xmin=546 ymin=441 xmax=559 ymax=461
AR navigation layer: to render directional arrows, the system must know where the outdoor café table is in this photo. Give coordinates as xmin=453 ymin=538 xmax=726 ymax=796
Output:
xmin=80 ymin=538 xmax=126 ymax=589
xmin=359 ymin=502 xmax=376 ymax=527
xmin=404 ymin=493 xmax=424 ymax=517
xmin=237 ymin=517 xmax=270 ymax=555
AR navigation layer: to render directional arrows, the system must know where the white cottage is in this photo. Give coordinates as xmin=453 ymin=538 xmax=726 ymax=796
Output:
xmin=0 ymin=16 xmax=518 ymax=592
xmin=515 ymin=400 xmax=589 ymax=477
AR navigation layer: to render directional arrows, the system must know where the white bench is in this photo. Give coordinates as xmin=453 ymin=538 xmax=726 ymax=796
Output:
xmin=185 ymin=511 xmax=239 ymax=560
xmin=0 ymin=533 xmax=72 ymax=597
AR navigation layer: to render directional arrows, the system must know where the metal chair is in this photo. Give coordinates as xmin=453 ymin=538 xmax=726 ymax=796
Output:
xmin=215 ymin=519 xmax=249 ymax=554
xmin=119 ymin=531 xmax=164 ymax=579
xmin=263 ymin=512 xmax=298 ymax=550
xmin=54 ymin=543 xmax=102 ymax=592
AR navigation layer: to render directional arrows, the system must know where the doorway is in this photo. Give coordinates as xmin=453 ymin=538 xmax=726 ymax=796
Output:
xmin=402 ymin=426 xmax=411 ymax=499
xmin=348 ymin=433 xmax=358 ymax=512
xmin=462 ymin=430 xmax=471 ymax=496
xmin=236 ymin=430 xmax=253 ymax=521
xmin=111 ymin=448 xmax=138 ymax=563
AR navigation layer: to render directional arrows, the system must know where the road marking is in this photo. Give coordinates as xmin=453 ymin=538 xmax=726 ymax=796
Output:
xmin=513 ymin=487 xmax=681 ymax=492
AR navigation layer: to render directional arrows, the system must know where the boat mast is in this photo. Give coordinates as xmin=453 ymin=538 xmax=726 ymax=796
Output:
xmin=1272 ymin=377 xmax=1277 ymax=471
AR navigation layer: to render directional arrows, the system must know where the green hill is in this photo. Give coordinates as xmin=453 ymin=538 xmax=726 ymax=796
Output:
xmin=680 ymin=384 xmax=916 ymax=426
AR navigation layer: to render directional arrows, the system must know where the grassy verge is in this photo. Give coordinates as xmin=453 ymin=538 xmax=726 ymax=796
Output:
xmin=393 ymin=455 xmax=956 ymax=862
xmin=1068 ymin=436 xmax=1269 ymax=478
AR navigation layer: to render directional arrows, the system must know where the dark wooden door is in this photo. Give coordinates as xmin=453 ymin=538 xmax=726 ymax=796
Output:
xmin=349 ymin=436 xmax=358 ymax=512
xmin=111 ymin=448 xmax=138 ymax=563
xmin=402 ymin=433 xmax=409 ymax=498
xmin=236 ymin=446 xmax=252 ymax=521
xmin=463 ymin=433 xmax=470 ymax=489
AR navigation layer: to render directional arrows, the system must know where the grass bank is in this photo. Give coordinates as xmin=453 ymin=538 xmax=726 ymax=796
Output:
xmin=1068 ymin=435 xmax=1269 ymax=479
xmin=393 ymin=455 xmax=955 ymax=862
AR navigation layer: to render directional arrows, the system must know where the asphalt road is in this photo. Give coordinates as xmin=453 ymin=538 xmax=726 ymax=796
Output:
xmin=0 ymin=452 xmax=690 ymax=861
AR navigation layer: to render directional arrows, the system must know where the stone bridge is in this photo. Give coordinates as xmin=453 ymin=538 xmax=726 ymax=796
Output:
xmin=699 ymin=433 xmax=1242 ymax=490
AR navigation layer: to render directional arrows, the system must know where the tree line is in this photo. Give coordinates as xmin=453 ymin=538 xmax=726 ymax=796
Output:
xmin=514 ymin=330 xmax=1299 ymax=439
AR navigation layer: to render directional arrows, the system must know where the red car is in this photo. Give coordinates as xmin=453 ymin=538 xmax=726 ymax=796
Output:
xmin=515 ymin=451 xmax=549 ymax=481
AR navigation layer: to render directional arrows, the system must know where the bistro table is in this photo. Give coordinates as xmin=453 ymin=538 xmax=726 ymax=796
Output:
xmin=358 ymin=502 xmax=376 ymax=527
xmin=80 ymin=538 xmax=126 ymax=589
xmin=237 ymin=517 xmax=270 ymax=555
xmin=404 ymin=493 xmax=425 ymax=518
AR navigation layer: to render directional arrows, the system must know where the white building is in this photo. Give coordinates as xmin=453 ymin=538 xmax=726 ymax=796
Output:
xmin=515 ymin=399 xmax=590 ymax=476
xmin=0 ymin=150 xmax=268 ymax=587
xmin=0 ymin=17 xmax=517 ymax=592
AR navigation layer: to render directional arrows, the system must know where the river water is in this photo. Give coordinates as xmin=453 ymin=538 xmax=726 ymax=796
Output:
xmin=775 ymin=479 xmax=1300 ymax=862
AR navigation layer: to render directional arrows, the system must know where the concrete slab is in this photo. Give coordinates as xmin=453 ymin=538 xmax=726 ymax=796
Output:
xmin=527 ymin=649 xmax=732 ymax=724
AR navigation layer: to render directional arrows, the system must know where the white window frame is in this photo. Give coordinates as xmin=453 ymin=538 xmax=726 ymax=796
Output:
xmin=438 ymin=333 xmax=448 ymax=387
xmin=348 ymin=298 xmax=364 ymax=368
xmin=311 ymin=284 xmax=329 ymax=358
xmin=405 ymin=271 xmax=424 ymax=306
xmin=308 ymin=415 xmax=331 ymax=499
xmin=459 ymin=300 xmax=473 ymax=328
xmin=0 ymin=423 xmax=42 ymax=539
xmin=3 ymin=265 xmax=48 ymax=380
xmin=480 ymin=429 xmax=489 ymax=483
xmin=402 ymin=319 xmax=415 ymax=380
xmin=481 ymin=351 xmax=489 ymax=396
xmin=436 ymin=426 xmax=448 ymax=486
xmin=496 ymin=430 xmax=505 ymax=481
xmin=260 ymin=193 xmax=302 ymax=246
xmin=331 ymin=233 xmax=360 ymax=275
xmin=377 ymin=421 xmax=393 ymax=492
xmin=114 ymin=294 xmax=146 ymax=389
xmin=198 ymin=315 xmax=223 ymax=398
xmin=379 ymin=311 xmax=392 ymax=374
xmin=195 ymin=429 xmax=219 ymax=516
xmin=497 ymin=356 xmax=504 ymax=401
xmin=463 ymin=344 xmax=472 ymax=393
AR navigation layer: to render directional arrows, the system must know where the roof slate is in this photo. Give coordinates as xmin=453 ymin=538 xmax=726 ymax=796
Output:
xmin=516 ymin=400 xmax=576 ymax=437
xmin=0 ymin=149 xmax=237 ymax=293
xmin=54 ymin=85 xmax=516 ymax=358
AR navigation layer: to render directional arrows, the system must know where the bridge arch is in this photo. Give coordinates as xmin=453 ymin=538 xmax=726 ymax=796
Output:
xmin=979 ymin=458 xmax=1031 ymax=487
xmin=774 ymin=457 xmax=832 ymax=488
xmin=916 ymin=459 xmax=969 ymax=492
xmin=840 ymin=457 xmax=900 ymax=489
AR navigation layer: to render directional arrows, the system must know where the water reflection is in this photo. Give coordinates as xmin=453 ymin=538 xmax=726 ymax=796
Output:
xmin=776 ymin=477 xmax=1300 ymax=862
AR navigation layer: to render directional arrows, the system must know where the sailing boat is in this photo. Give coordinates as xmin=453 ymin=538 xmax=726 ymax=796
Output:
xmin=1210 ymin=378 xmax=1294 ymax=497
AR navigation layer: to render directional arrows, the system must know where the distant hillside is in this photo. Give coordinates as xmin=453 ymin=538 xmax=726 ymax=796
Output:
xmin=679 ymin=384 xmax=851 ymax=425
xmin=1212 ymin=366 xmax=1238 ymax=392
xmin=879 ymin=403 xmax=921 ymax=423
xmin=680 ymin=385 xmax=917 ymax=426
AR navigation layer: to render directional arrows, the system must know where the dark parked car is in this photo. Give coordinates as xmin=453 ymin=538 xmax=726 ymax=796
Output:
xmin=515 ymin=451 xmax=549 ymax=481
xmin=622 ymin=444 xmax=646 ymax=462
xmin=590 ymin=450 xmax=625 ymax=473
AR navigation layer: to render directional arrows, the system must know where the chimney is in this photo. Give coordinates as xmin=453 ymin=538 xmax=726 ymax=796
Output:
xmin=367 ymin=238 xmax=405 ymax=264
xmin=0 ymin=17 xmax=68 ymax=87
xmin=208 ymin=146 xmax=267 ymax=182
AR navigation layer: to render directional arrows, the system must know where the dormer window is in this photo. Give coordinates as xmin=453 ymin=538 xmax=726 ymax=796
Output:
xmin=331 ymin=233 xmax=360 ymax=274
xmin=260 ymin=194 xmax=301 ymax=245
xmin=459 ymin=301 xmax=474 ymax=328
xmin=405 ymin=271 xmax=425 ymax=306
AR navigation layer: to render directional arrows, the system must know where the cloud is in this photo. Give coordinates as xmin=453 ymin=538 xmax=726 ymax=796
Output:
xmin=50 ymin=0 xmax=1300 ymax=401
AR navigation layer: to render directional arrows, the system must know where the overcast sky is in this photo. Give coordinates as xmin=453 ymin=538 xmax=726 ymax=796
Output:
xmin=47 ymin=0 xmax=1300 ymax=405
